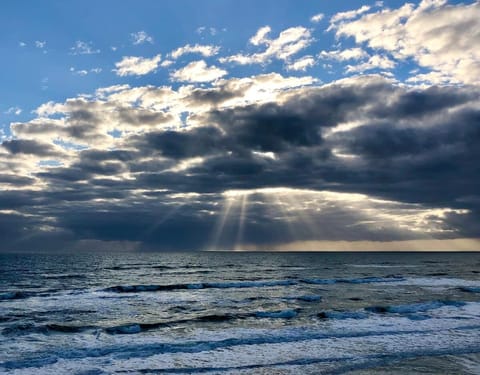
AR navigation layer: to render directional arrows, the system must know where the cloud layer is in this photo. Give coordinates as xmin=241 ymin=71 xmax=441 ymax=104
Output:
xmin=2 ymin=71 xmax=480 ymax=251
xmin=2 ymin=0 xmax=480 ymax=251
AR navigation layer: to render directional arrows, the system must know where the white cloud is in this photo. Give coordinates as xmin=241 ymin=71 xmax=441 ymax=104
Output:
xmin=35 ymin=41 xmax=46 ymax=49
xmin=319 ymin=48 xmax=368 ymax=61
xmin=160 ymin=60 xmax=174 ymax=68
xmin=330 ymin=5 xmax=371 ymax=24
xmin=171 ymin=60 xmax=227 ymax=82
xmin=220 ymin=26 xmax=313 ymax=65
xmin=196 ymin=26 xmax=218 ymax=36
xmin=19 ymin=42 xmax=26 ymax=47
xmin=331 ymin=0 xmax=480 ymax=85
xmin=131 ymin=31 xmax=154 ymax=45
xmin=70 ymin=67 xmax=103 ymax=76
xmin=286 ymin=56 xmax=315 ymax=71
xmin=170 ymin=44 xmax=220 ymax=59
xmin=4 ymin=107 xmax=22 ymax=115
xmin=249 ymin=26 xmax=271 ymax=46
xmin=114 ymin=54 xmax=162 ymax=76
xmin=345 ymin=54 xmax=396 ymax=73
xmin=70 ymin=41 xmax=100 ymax=55
xmin=41 ymin=77 xmax=49 ymax=90
xmin=406 ymin=71 xmax=460 ymax=86
xmin=310 ymin=13 xmax=324 ymax=23
xmin=73 ymin=69 xmax=88 ymax=76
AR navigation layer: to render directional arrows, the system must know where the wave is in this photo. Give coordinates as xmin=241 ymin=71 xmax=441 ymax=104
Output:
xmin=6 ymin=298 xmax=467 ymax=338
xmin=103 ymin=279 xmax=297 ymax=293
xmin=398 ymin=277 xmax=480 ymax=288
xmin=103 ymin=276 xmax=410 ymax=294
xmin=105 ymin=309 xmax=300 ymax=335
xmin=459 ymin=286 xmax=480 ymax=293
xmin=302 ymin=276 xmax=405 ymax=285
xmin=0 ymin=291 xmax=31 ymax=301
xmin=347 ymin=264 xmax=419 ymax=268
xmin=255 ymin=309 xmax=298 ymax=319
xmin=2 ymin=323 xmax=96 ymax=336
xmin=294 ymin=295 xmax=322 ymax=302
xmin=317 ymin=311 xmax=369 ymax=320
xmin=2 ymin=323 xmax=44 ymax=336
xmin=41 ymin=273 xmax=87 ymax=280
xmin=1 ymin=309 xmax=303 ymax=337
xmin=316 ymin=300 xmax=469 ymax=321
xmin=4 ymin=322 xmax=480 ymax=370
xmin=0 ymin=289 xmax=60 ymax=301
xmin=101 ymin=275 xmax=478 ymax=294
xmin=365 ymin=300 xmax=466 ymax=314
xmin=1 ymin=309 xmax=303 ymax=338
xmin=105 ymin=324 xmax=142 ymax=335
xmin=104 ymin=265 xmax=174 ymax=271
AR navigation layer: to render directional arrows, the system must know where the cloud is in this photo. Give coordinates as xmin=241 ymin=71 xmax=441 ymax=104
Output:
xmin=345 ymin=54 xmax=396 ymax=73
xmin=286 ymin=56 xmax=316 ymax=71
xmin=4 ymin=107 xmax=22 ymax=115
xmin=220 ymin=26 xmax=313 ymax=65
xmin=160 ymin=60 xmax=174 ymax=68
xmin=35 ymin=40 xmax=46 ymax=48
xmin=114 ymin=54 xmax=162 ymax=76
xmin=249 ymin=26 xmax=272 ymax=46
xmin=196 ymin=26 xmax=218 ymax=36
xmin=2 ymin=74 xmax=480 ymax=251
xmin=131 ymin=31 xmax=154 ymax=45
xmin=70 ymin=41 xmax=100 ymax=55
xmin=331 ymin=0 xmax=480 ymax=84
xmin=72 ymin=69 xmax=88 ymax=76
xmin=310 ymin=13 xmax=324 ymax=23
xmin=1 ymin=139 xmax=62 ymax=157
xmin=330 ymin=5 xmax=371 ymax=25
xmin=319 ymin=48 xmax=367 ymax=61
xmin=170 ymin=60 xmax=227 ymax=82
xmin=70 ymin=67 xmax=102 ymax=76
xmin=170 ymin=44 xmax=220 ymax=59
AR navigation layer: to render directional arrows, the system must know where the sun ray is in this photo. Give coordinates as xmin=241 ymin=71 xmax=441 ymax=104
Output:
xmin=234 ymin=194 xmax=248 ymax=250
xmin=209 ymin=195 xmax=235 ymax=250
xmin=270 ymin=194 xmax=297 ymax=243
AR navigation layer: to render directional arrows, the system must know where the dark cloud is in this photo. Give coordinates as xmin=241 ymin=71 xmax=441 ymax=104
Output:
xmin=135 ymin=126 xmax=225 ymax=159
xmin=0 ymin=174 xmax=36 ymax=186
xmin=115 ymin=107 xmax=174 ymax=126
xmin=1 ymin=76 xmax=479 ymax=251
xmin=2 ymin=139 xmax=60 ymax=156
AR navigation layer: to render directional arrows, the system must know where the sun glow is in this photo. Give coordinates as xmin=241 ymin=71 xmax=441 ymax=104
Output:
xmin=208 ymin=187 xmax=470 ymax=251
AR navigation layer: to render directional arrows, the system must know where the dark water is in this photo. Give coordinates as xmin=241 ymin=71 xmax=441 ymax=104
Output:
xmin=1 ymin=251 xmax=480 ymax=374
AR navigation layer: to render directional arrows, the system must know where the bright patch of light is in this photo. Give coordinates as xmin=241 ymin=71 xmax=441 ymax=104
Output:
xmin=332 ymin=148 xmax=358 ymax=159
xmin=167 ymin=157 xmax=205 ymax=172
xmin=252 ymin=151 xmax=276 ymax=160
xmin=324 ymin=120 xmax=365 ymax=136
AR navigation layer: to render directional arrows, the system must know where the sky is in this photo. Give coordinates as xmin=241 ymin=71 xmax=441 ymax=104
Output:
xmin=1 ymin=0 xmax=480 ymax=252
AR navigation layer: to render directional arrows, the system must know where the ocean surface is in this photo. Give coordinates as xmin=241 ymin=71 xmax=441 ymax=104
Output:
xmin=1 ymin=251 xmax=480 ymax=374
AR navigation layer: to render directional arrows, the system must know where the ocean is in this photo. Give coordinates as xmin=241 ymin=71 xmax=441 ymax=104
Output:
xmin=1 ymin=251 xmax=480 ymax=374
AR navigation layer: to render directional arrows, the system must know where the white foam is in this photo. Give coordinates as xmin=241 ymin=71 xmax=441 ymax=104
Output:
xmin=347 ymin=264 xmax=419 ymax=268
xmin=397 ymin=277 xmax=480 ymax=290
xmin=3 ymin=302 xmax=480 ymax=375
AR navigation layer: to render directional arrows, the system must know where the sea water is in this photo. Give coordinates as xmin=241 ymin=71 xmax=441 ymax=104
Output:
xmin=1 ymin=251 xmax=480 ymax=374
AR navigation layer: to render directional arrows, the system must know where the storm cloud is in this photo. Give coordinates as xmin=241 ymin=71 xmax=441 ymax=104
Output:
xmin=1 ymin=72 xmax=479 ymax=251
